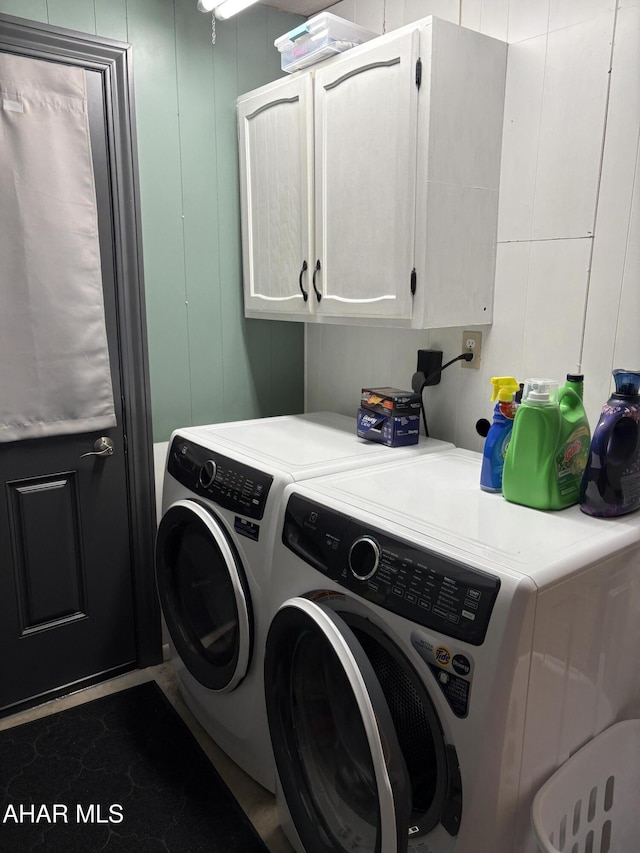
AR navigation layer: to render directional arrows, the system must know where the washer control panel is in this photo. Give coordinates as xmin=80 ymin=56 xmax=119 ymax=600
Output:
xmin=283 ymin=494 xmax=500 ymax=646
xmin=168 ymin=437 xmax=273 ymax=520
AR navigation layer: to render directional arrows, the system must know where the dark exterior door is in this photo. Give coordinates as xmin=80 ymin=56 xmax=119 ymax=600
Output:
xmin=0 ymin=16 xmax=160 ymax=715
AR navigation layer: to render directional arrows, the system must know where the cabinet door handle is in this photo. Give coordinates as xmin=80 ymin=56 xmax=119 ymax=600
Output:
xmin=312 ymin=259 xmax=322 ymax=302
xmin=298 ymin=260 xmax=309 ymax=302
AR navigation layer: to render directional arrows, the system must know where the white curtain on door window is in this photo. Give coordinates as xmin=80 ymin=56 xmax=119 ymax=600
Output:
xmin=0 ymin=52 xmax=116 ymax=442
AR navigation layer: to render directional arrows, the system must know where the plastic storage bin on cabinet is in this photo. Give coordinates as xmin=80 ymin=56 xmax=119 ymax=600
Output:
xmin=275 ymin=12 xmax=378 ymax=73
xmin=531 ymin=720 xmax=640 ymax=852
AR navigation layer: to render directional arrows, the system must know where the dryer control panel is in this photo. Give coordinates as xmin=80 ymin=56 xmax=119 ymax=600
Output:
xmin=168 ymin=437 xmax=273 ymax=520
xmin=283 ymin=494 xmax=500 ymax=646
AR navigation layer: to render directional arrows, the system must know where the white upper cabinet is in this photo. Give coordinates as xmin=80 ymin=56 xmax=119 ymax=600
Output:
xmin=312 ymin=29 xmax=420 ymax=321
xmin=237 ymin=17 xmax=507 ymax=328
xmin=237 ymin=74 xmax=314 ymax=316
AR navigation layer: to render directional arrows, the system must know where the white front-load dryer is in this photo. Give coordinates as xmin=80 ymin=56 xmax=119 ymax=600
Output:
xmin=155 ymin=412 xmax=452 ymax=793
xmin=264 ymin=448 xmax=640 ymax=852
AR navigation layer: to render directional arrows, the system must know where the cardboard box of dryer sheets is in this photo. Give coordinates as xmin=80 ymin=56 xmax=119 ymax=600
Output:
xmin=357 ymin=408 xmax=420 ymax=447
xmin=358 ymin=388 xmax=421 ymax=447
xmin=360 ymin=387 xmax=422 ymax=417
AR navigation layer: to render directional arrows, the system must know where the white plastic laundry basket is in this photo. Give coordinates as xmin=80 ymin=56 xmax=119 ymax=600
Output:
xmin=531 ymin=719 xmax=640 ymax=852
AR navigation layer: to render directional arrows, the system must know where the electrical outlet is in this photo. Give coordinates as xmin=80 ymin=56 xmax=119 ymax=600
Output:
xmin=461 ymin=330 xmax=482 ymax=369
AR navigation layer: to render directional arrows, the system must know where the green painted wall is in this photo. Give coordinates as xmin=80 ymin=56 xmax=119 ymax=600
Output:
xmin=0 ymin=0 xmax=305 ymax=440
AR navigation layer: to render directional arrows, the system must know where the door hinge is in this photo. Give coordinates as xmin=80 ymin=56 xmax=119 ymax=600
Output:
xmin=410 ymin=268 xmax=417 ymax=295
xmin=415 ymin=58 xmax=422 ymax=89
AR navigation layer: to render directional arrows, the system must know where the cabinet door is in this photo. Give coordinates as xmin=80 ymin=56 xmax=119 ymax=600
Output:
xmin=238 ymin=75 xmax=313 ymax=318
xmin=313 ymin=30 xmax=420 ymax=321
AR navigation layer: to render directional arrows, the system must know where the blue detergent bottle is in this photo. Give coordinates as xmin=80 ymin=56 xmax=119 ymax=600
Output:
xmin=480 ymin=376 xmax=520 ymax=493
xmin=580 ymin=369 xmax=640 ymax=517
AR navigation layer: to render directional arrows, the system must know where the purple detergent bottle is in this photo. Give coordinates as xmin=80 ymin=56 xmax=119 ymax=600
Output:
xmin=580 ymin=369 xmax=640 ymax=517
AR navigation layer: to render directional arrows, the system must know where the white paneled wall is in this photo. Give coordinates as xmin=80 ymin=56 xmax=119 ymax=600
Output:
xmin=323 ymin=0 xmax=386 ymax=32
xmin=583 ymin=0 xmax=640 ymax=418
xmin=307 ymin=0 xmax=640 ymax=449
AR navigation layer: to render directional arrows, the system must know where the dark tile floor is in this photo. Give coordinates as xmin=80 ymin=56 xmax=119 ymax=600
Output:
xmin=0 ymin=663 xmax=293 ymax=853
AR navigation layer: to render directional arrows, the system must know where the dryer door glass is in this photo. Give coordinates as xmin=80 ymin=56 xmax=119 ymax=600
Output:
xmin=156 ymin=500 xmax=252 ymax=691
xmin=265 ymin=597 xmax=411 ymax=853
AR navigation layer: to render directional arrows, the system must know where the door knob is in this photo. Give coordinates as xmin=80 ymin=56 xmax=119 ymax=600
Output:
xmin=81 ymin=437 xmax=115 ymax=457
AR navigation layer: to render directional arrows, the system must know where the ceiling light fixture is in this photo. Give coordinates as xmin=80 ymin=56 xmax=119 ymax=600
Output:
xmin=197 ymin=0 xmax=259 ymax=19
xmin=196 ymin=0 xmax=221 ymax=11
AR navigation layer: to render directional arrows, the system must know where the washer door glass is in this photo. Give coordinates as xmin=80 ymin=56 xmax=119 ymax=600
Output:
xmin=265 ymin=597 xmax=411 ymax=853
xmin=339 ymin=611 xmax=457 ymax=837
xmin=155 ymin=499 xmax=252 ymax=691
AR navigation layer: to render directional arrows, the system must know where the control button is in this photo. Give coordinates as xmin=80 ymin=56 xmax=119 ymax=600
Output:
xmin=405 ymin=592 xmax=417 ymax=604
xmin=467 ymin=589 xmax=482 ymax=601
xmin=464 ymin=599 xmax=478 ymax=610
xmin=392 ymin=586 xmax=403 ymax=597
xmin=462 ymin=610 xmax=476 ymax=621
xmin=418 ymin=600 xmax=431 ymax=610
xmin=447 ymin=614 xmax=460 ymax=624
xmin=433 ymin=607 xmax=448 ymax=619
xmin=438 ymin=671 xmax=450 ymax=685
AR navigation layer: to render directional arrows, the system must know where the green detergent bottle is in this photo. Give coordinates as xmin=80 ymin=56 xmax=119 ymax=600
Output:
xmin=502 ymin=376 xmax=591 ymax=510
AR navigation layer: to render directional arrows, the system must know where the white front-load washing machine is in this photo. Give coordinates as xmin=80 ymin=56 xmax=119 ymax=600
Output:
xmin=155 ymin=412 xmax=452 ymax=793
xmin=264 ymin=448 xmax=640 ymax=852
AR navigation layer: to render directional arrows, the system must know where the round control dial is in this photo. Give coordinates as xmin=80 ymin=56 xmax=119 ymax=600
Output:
xmin=348 ymin=536 xmax=380 ymax=581
xmin=199 ymin=460 xmax=217 ymax=489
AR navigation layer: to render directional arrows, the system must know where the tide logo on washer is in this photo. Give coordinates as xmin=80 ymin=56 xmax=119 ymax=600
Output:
xmin=434 ymin=646 xmax=451 ymax=666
